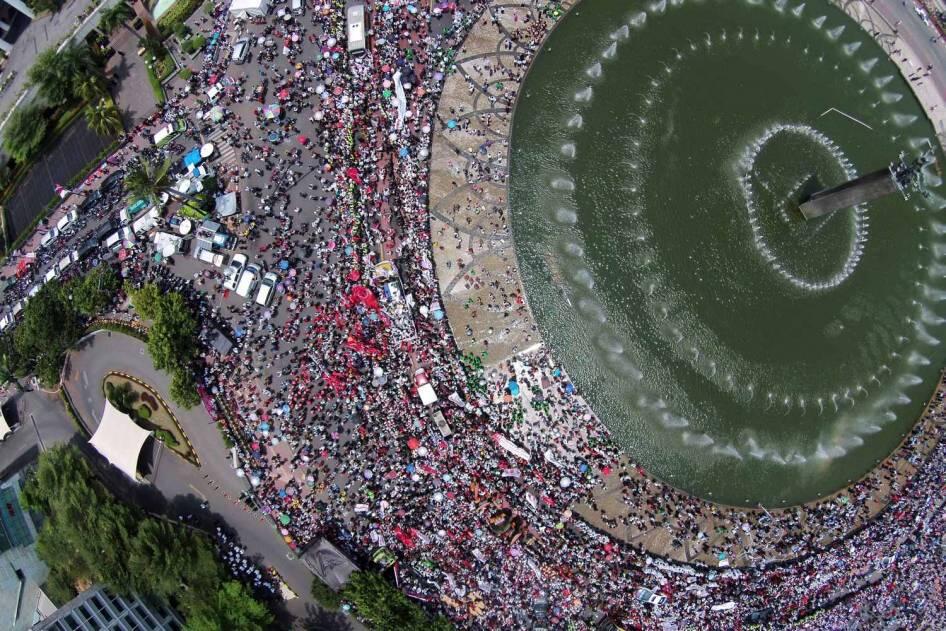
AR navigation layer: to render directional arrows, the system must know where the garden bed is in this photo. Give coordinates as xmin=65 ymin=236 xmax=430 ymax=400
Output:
xmin=103 ymin=372 xmax=198 ymax=465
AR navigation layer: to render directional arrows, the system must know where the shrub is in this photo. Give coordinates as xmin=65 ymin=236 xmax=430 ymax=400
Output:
xmin=179 ymin=68 xmax=193 ymax=81
xmin=157 ymin=0 xmax=204 ymax=31
xmin=310 ymin=578 xmax=342 ymax=611
xmin=181 ymin=35 xmax=206 ymax=55
xmin=154 ymin=428 xmax=178 ymax=446
xmin=136 ymin=405 xmax=151 ymax=420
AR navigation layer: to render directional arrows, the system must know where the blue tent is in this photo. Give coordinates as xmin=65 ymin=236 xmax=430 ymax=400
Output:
xmin=183 ymin=148 xmax=201 ymax=168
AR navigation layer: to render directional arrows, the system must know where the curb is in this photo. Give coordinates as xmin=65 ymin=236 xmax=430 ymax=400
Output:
xmin=106 ymin=370 xmax=202 ymax=467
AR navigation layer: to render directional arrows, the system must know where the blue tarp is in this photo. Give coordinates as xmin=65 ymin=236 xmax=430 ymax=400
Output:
xmin=184 ymin=148 xmax=201 ymax=168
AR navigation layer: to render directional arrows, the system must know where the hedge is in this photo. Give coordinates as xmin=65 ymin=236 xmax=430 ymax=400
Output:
xmin=157 ymin=0 xmax=204 ymax=31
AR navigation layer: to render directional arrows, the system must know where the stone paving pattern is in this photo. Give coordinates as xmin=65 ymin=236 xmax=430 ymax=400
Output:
xmin=429 ymin=0 xmax=578 ymax=365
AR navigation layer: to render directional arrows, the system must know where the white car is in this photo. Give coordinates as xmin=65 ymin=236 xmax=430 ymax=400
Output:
xmin=255 ymin=272 xmax=278 ymax=306
xmin=236 ymin=263 xmax=261 ymax=298
xmin=224 ymin=253 xmax=247 ymax=290
xmin=636 ymin=588 xmax=666 ymax=607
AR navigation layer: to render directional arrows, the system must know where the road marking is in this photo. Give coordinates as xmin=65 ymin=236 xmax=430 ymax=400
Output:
xmin=189 ymin=484 xmax=208 ymax=502
xmin=82 ymin=370 xmax=88 ymax=387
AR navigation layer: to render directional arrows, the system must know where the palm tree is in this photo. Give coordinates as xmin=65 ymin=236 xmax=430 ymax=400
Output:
xmin=2 ymin=104 xmax=49 ymax=163
xmin=125 ymin=158 xmax=194 ymax=206
xmin=85 ymin=97 xmax=124 ymax=137
xmin=97 ymin=1 xmax=135 ymax=36
xmin=74 ymin=74 xmax=108 ymax=104
xmin=28 ymin=44 xmax=103 ymax=106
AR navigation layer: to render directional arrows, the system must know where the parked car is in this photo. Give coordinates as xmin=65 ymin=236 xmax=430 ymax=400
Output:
xmin=255 ymin=272 xmax=278 ymax=306
xmin=236 ymin=264 xmax=261 ymax=298
xmin=232 ymin=38 xmax=250 ymax=64
xmin=224 ymin=253 xmax=247 ymax=290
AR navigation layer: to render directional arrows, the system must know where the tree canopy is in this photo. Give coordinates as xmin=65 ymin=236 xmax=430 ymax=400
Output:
xmin=129 ymin=284 xmax=201 ymax=407
xmin=28 ymin=44 xmax=102 ymax=107
xmin=3 ymin=104 xmax=49 ymax=163
xmin=85 ymin=97 xmax=124 ymax=137
xmin=341 ymin=571 xmax=454 ymax=631
xmin=124 ymin=159 xmax=173 ymax=207
xmin=13 ymin=281 xmax=83 ymax=385
xmin=21 ymin=445 xmax=273 ymax=627
xmin=97 ymin=1 xmax=135 ymax=35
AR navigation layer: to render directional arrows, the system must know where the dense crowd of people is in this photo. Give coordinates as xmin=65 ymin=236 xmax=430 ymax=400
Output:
xmin=2 ymin=0 xmax=945 ymax=628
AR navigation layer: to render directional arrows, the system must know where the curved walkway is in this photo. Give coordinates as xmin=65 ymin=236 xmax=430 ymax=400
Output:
xmin=429 ymin=0 xmax=946 ymax=567
xmin=62 ymin=330 xmax=358 ymax=630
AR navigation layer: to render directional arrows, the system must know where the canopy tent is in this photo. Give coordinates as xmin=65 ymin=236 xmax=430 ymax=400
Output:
xmin=300 ymin=539 xmax=359 ymax=591
xmin=89 ymin=400 xmax=151 ymax=482
xmin=230 ymin=0 xmax=270 ymax=18
xmin=215 ymin=191 xmax=238 ymax=218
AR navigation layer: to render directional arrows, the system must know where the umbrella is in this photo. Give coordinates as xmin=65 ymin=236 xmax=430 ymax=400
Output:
xmin=297 ymin=135 xmax=308 ymax=144
xmin=279 ymin=259 xmax=290 ymax=270
xmin=446 ymin=119 xmax=457 ymax=129
xmin=279 ymin=513 xmax=291 ymax=525
xmin=407 ymin=437 xmax=420 ymax=450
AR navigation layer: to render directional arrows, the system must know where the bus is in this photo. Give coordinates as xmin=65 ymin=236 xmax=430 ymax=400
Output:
xmin=346 ymin=3 xmax=366 ymax=54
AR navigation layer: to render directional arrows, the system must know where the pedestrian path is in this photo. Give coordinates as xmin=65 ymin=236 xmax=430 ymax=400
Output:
xmin=203 ymin=126 xmax=237 ymax=167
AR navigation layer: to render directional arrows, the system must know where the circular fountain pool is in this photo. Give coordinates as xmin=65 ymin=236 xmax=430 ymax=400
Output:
xmin=509 ymin=0 xmax=946 ymax=505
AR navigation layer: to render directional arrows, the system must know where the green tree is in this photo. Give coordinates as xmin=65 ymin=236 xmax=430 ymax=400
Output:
xmin=25 ymin=0 xmax=61 ymax=14
xmin=341 ymin=571 xmax=427 ymax=629
xmin=23 ymin=445 xmax=273 ymax=625
xmin=70 ymin=267 xmax=119 ymax=316
xmin=13 ymin=282 xmax=82 ymax=386
xmin=75 ymin=74 xmax=108 ymax=105
xmin=97 ymin=1 xmax=135 ymax=36
xmin=28 ymin=44 xmax=102 ymax=107
xmin=148 ymin=292 xmax=196 ymax=371
xmin=85 ymin=97 xmax=124 ymax=137
xmin=128 ymin=518 xmax=201 ymax=597
xmin=185 ymin=581 xmax=274 ymax=631
xmin=3 ymin=104 xmax=48 ymax=163
xmin=129 ymin=283 xmax=162 ymax=320
xmin=310 ymin=577 xmax=342 ymax=611
xmin=21 ymin=444 xmax=139 ymax=591
xmin=170 ymin=366 xmax=200 ymax=408
xmin=105 ymin=380 xmax=138 ymax=414
xmin=124 ymin=158 xmax=187 ymax=206
xmin=0 ymin=332 xmax=26 ymax=390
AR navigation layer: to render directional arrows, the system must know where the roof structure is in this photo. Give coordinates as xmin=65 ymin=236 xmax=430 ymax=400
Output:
xmin=88 ymin=400 xmax=151 ymax=482
xmin=300 ymin=539 xmax=359 ymax=591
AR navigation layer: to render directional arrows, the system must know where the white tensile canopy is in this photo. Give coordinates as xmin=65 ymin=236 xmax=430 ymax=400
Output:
xmin=230 ymin=0 xmax=269 ymax=18
xmin=88 ymin=400 xmax=151 ymax=482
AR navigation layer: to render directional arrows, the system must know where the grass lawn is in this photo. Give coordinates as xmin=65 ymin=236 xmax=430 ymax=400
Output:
xmin=104 ymin=372 xmax=198 ymax=465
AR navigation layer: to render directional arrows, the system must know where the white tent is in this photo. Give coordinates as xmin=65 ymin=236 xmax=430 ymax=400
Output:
xmin=89 ymin=400 xmax=151 ymax=482
xmin=230 ymin=0 xmax=269 ymax=18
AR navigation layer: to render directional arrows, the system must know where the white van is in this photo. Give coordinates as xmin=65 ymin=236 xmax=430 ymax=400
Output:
xmin=232 ymin=38 xmax=250 ymax=64
xmin=255 ymin=272 xmax=277 ymax=306
xmin=56 ymin=209 xmax=79 ymax=233
xmin=197 ymin=247 xmax=226 ymax=267
xmin=236 ymin=264 xmax=260 ymax=298
xmin=39 ymin=227 xmax=59 ymax=249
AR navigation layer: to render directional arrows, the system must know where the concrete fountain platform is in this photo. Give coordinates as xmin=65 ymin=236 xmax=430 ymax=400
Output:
xmin=429 ymin=0 xmax=946 ymax=567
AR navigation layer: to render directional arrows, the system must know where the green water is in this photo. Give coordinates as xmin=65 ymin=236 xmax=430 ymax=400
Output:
xmin=509 ymin=0 xmax=946 ymax=506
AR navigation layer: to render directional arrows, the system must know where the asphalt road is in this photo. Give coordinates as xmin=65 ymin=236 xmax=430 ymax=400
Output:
xmin=0 ymin=388 xmax=78 ymax=480
xmin=45 ymin=330 xmax=362 ymax=630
